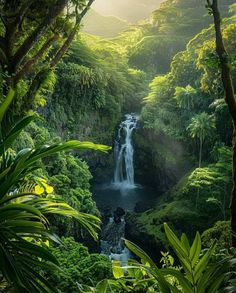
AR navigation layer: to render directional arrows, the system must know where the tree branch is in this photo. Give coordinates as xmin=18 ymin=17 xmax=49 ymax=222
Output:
xmin=50 ymin=0 xmax=94 ymax=68
xmin=19 ymin=69 xmax=50 ymax=114
xmin=17 ymin=1 xmax=35 ymax=31
xmin=18 ymin=0 xmax=95 ymax=114
xmin=10 ymin=0 xmax=67 ymax=73
xmin=79 ymin=0 xmax=95 ymax=20
xmin=13 ymin=34 xmax=59 ymax=85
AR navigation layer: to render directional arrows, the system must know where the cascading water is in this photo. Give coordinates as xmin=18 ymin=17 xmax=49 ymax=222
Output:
xmin=100 ymin=216 xmax=131 ymax=265
xmin=113 ymin=113 xmax=138 ymax=189
xmin=99 ymin=114 xmax=138 ymax=263
xmin=97 ymin=113 xmax=155 ymax=264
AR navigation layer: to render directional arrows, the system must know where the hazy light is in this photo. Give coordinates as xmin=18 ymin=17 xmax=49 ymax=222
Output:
xmin=92 ymin=0 xmax=165 ymax=22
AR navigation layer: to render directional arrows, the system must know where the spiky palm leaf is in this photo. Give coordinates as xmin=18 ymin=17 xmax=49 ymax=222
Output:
xmin=0 ymin=88 xmax=110 ymax=292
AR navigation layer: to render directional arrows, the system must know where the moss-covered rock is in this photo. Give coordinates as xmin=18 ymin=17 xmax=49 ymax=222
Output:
xmin=202 ymin=221 xmax=231 ymax=250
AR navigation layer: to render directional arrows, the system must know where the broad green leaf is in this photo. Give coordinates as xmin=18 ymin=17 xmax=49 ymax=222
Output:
xmin=0 ymin=88 xmax=15 ymax=123
xmin=0 ymin=203 xmax=44 ymax=220
xmin=164 ymin=223 xmax=189 ymax=259
xmin=205 ymin=274 xmax=225 ymax=293
xmin=194 ymin=242 xmax=216 ymax=282
xmin=125 ymin=239 xmax=158 ymax=269
xmin=0 ymin=116 xmax=35 ymax=155
xmin=0 ymin=167 xmax=11 ymax=181
xmin=96 ymin=279 xmax=108 ymax=292
xmin=181 ymin=233 xmax=191 ymax=254
xmin=113 ymin=261 xmax=124 ymax=279
xmin=189 ymin=232 xmax=201 ymax=266
xmin=0 ymin=192 xmax=39 ymax=205
xmin=197 ymin=264 xmax=219 ymax=293
xmin=26 ymin=141 xmax=111 ymax=166
xmin=164 ymin=223 xmax=192 ymax=273
xmin=161 ymin=268 xmax=193 ymax=293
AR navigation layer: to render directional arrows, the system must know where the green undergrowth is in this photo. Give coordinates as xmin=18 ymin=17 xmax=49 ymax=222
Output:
xmin=132 ymin=147 xmax=232 ymax=250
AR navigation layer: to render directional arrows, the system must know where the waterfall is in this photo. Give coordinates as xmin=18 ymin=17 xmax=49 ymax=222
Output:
xmin=113 ymin=113 xmax=138 ymax=189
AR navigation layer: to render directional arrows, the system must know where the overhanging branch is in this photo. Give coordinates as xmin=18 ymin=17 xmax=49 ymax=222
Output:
xmin=10 ymin=0 xmax=67 ymax=72
xmin=13 ymin=34 xmax=59 ymax=85
xmin=50 ymin=0 xmax=94 ymax=68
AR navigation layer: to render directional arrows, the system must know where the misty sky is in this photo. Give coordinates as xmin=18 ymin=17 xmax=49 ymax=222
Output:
xmin=92 ymin=0 xmax=165 ymax=22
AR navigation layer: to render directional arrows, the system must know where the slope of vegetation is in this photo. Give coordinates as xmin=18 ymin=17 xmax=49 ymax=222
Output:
xmin=92 ymin=0 xmax=165 ymax=22
xmin=44 ymin=34 xmax=148 ymax=182
xmin=115 ymin=0 xmax=235 ymax=76
xmin=82 ymin=9 xmax=128 ymax=38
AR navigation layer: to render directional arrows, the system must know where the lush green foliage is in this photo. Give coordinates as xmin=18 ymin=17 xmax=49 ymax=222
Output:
xmin=202 ymin=221 xmax=232 ymax=250
xmin=43 ymin=34 xmax=148 ymax=182
xmin=0 ymin=89 xmax=110 ymax=292
xmin=47 ymin=152 xmax=100 ymax=239
xmin=47 ymin=237 xmax=112 ymax=292
xmin=131 ymin=9 xmax=236 ymax=250
xmin=1 ymin=0 xmax=236 ymax=292
xmin=141 ymin=19 xmax=236 ymax=145
xmin=134 ymin=17 xmax=236 ymax=191
xmin=115 ymin=0 xmax=234 ymax=76
xmin=46 ymin=35 xmax=148 ymax=143
xmin=82 ymin=224 xmax=236 ymax=292
xmin=14 ymin=119 xmax=101 ymax=239
xmin=0 ymin=0 xmax=96 ymax=117
xmin=129 ymin=146 xmax=232 ymax=258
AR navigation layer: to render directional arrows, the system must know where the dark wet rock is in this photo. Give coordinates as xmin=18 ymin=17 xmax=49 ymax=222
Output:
xmin=114 ymin=207 xmax=125 ymax=223
xmin=101 ymin=219 xmax=125 ymax=254
xmin=101 ymin=207 xmax=113 ymax=225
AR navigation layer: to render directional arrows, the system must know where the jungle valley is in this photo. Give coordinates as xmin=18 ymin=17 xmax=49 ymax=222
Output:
xmin=0 ymin=0 xmax=236 ymax=292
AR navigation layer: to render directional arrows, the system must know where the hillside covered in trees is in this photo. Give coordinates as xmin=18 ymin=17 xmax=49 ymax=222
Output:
xmin=92 ymin=0 xmax=165 ymax=22
xmin=81 ymin=9 xmax=128 ymax=38
xmin=0 ymin=0 xmax=236 ymax=292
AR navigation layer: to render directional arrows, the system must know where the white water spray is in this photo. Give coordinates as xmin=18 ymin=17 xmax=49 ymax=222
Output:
xmin=113 ymin=114 xmax=138 ymax=189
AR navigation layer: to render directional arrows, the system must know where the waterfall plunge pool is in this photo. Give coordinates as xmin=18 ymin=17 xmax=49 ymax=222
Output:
xmin=93 ymin=113 xmax=157 ymax=212
xmin=92 ymin=184 xmax=157 ymax=212
xmin=93 ymin=184 xmax=157 ymax=263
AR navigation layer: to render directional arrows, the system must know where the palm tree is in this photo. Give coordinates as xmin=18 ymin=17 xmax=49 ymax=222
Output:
xmin=0 ymin=89 xmax=110 ymax=292
xmin=187 ymin=112 xmax=216 ymax=167
xmin=174 ymin=85 xmax=197 ymax=110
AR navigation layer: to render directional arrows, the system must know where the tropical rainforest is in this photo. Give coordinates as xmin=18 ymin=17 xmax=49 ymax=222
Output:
xmin=0 ymin=0 xmax=236 ymax=292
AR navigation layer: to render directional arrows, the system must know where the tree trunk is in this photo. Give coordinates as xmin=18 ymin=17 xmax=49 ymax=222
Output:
xmin=209 ymin=0 xmax=236 ymax=247
xmin=231 ymin=128 xmax=236 ymax=246
xmin=9 ymin=0 xmax=68 ymax=74
xmin=199 ymin=137 xmax=203 ymax=168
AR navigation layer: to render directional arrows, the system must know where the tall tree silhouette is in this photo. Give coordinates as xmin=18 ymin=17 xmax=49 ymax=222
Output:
xmin=206 ymin=0 xmax=236 ymax=246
